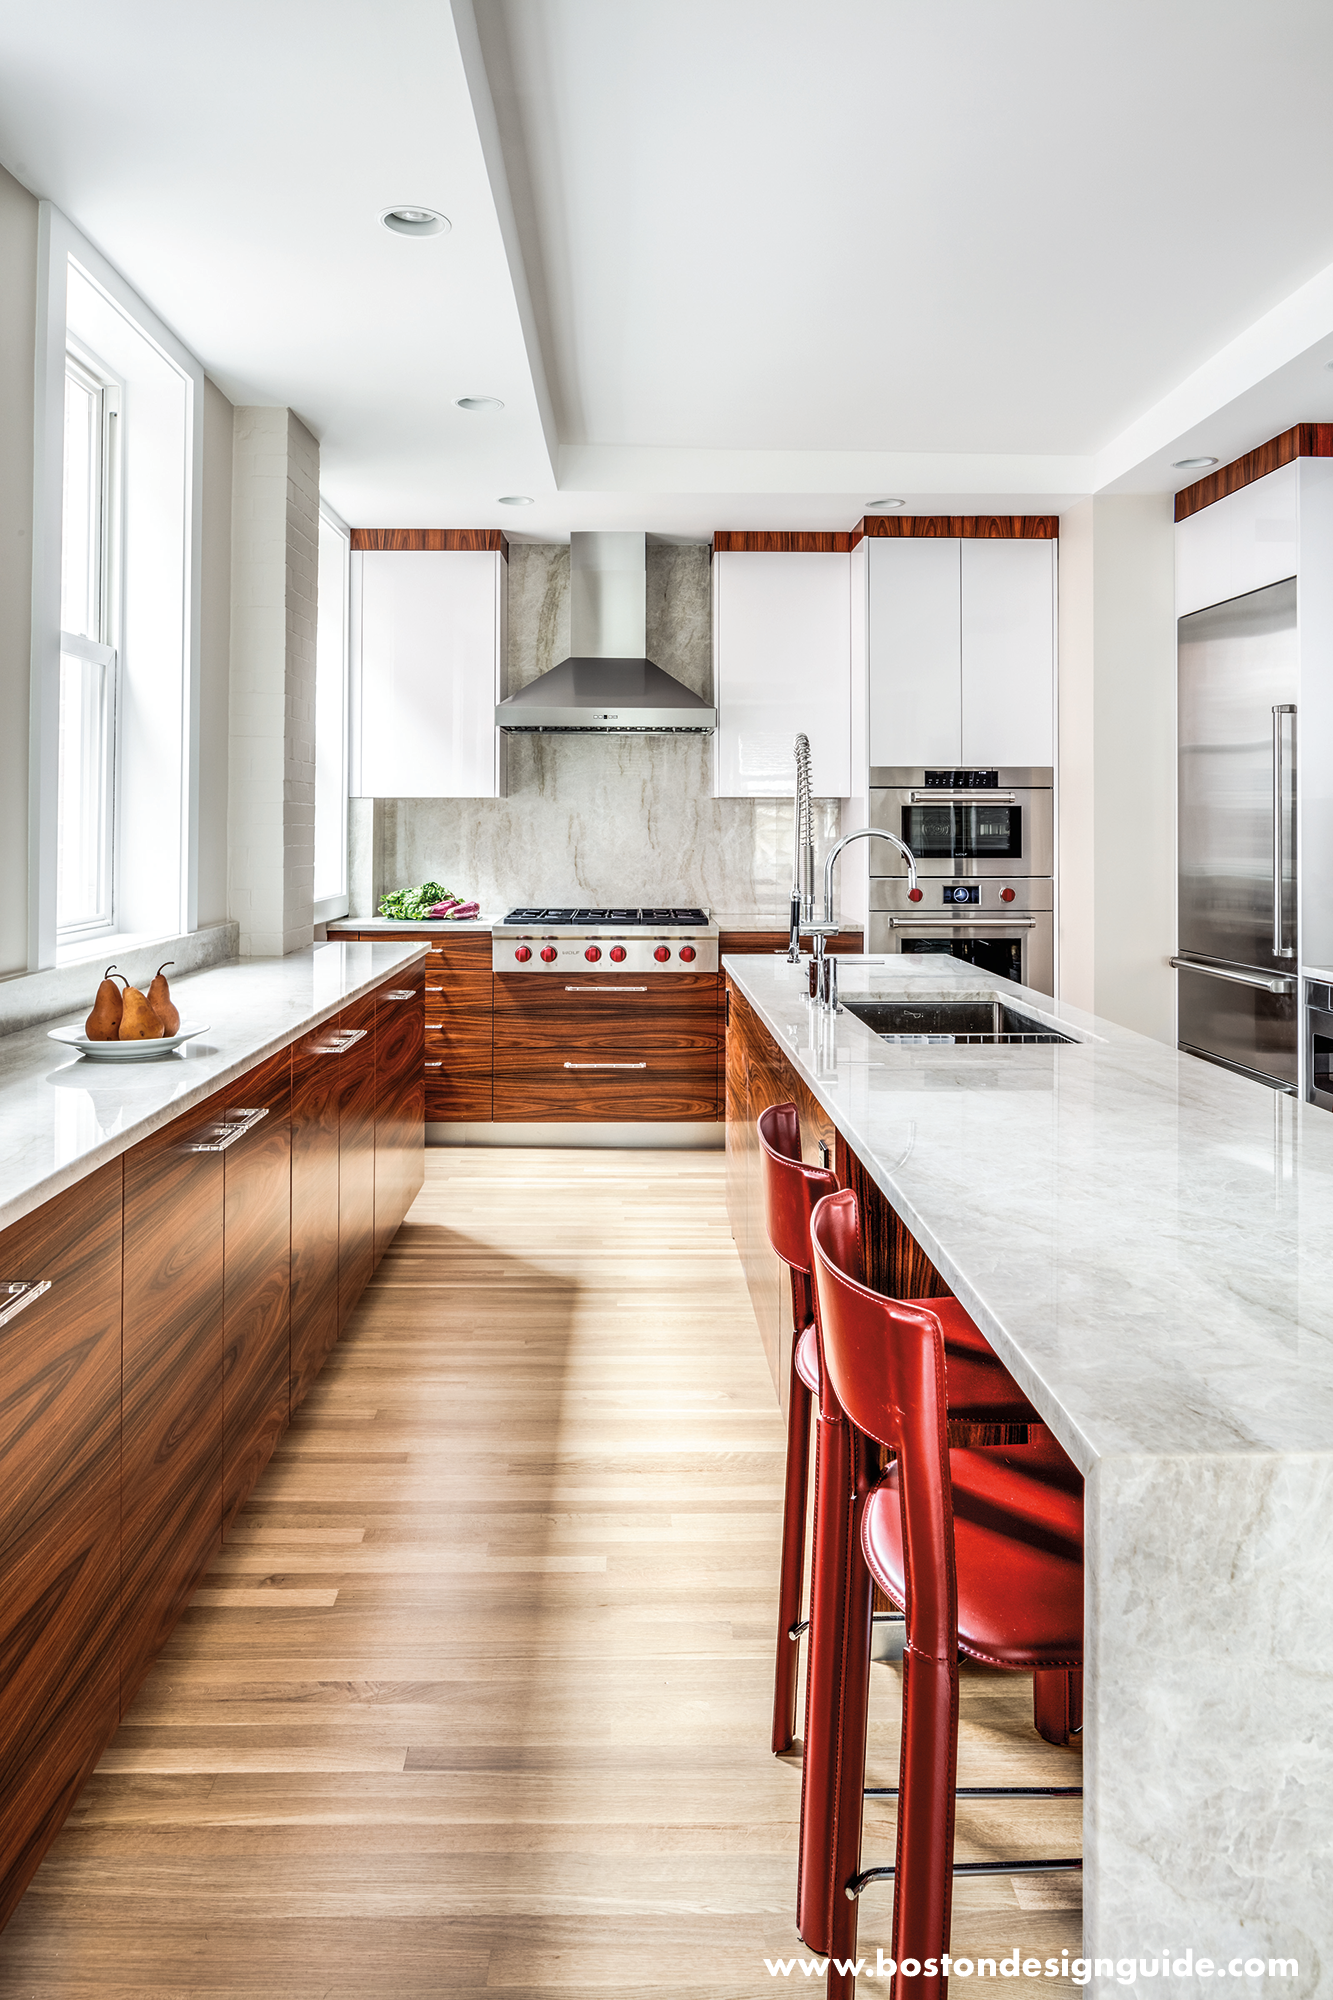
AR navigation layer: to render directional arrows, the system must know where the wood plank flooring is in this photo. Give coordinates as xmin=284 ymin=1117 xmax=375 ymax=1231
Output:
xmin=0 ymin=1148 xmax=1081 ymax=1997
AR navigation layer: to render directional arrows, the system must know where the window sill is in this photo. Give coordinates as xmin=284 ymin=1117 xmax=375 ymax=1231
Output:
xmin=55 ymin=929 xmax=180 ymax=971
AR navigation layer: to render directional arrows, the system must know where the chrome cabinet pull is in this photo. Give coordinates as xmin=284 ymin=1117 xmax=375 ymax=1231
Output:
xmin=425 ymin=1060 xmax=443 ymax=1068
xmin=1170 ymin=957 xmax=1293 ymax=995
xmin=0 ymin=1280 xmax=51 ymax=1329
xmin=426 ymin=984 xmax=444 ymax=992
xmin=563 ymin=1061 xmax=648 ymax=1070
xmin=563 ymin=985 xmax=649 ymax=992
xmin=322 ymin=1027 xmax=369 ymax=1054
xmin=186 ymin=1106 xmax=270 ymax=1152
xmin=888 ymin=917 xmax=1036 ymax=931
xmin=1273 ymin=703 xmax=1296 ymax=959
xmin=383 ymin=988 xmax=418 ymax=1001
xmin=908 ymin=790 xmax=1016 ymax=804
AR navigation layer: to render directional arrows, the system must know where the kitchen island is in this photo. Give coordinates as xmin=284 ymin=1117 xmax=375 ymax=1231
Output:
xmin=724 ymin=952 xmax=1332 ymax=1996
xmin=0 ymin=941 xmax=427 ymax=1927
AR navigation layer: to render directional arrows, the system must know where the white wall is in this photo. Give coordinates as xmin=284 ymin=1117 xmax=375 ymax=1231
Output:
xmin=228 ymin=407 xmax=319 ymax=956
xmin=197 ymin=377 xmax=234 ymax=927
xmin=0 ymin=167 xmax=38 ymax=978
xmin=1058 ymin=493 xmax=1177 ymax=1043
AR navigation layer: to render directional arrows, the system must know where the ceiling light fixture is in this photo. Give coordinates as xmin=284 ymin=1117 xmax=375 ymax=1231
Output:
xmin=498 ymin=495 xmax=534 ymax=507
xmin=867 ymin=498 xmax=906 ymax=510
xmin=455 ymin=396 xmax=504 ymax=413
xmin=380 ymin=206 xmax=450 ymax=238
xmin=1172 ymin=456 xmax=1218 ymax=470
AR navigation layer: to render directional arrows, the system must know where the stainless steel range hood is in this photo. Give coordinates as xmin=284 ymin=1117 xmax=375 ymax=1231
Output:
xmin=495 ymin=531 xmax=716 ymax=734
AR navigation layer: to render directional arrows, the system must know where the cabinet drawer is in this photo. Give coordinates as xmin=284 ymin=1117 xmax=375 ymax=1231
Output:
xmin=493 ymin=1052 xmax=720 ymax=1122
xmin=424 ymin=1021 xmax=492 ymax=1120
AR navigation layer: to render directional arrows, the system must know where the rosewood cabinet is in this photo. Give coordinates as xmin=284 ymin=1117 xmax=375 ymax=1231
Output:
xmin=221 ymin=1050 xmax=292 ymax=1535
xmin=121 ymin=1103 xmax=226 ymax=1709
xmin=290 ymin=1019 xmax=343 ymax=1411
xmin=375 ymin=978 xmax=425 ymax=1264
xmin=0 ymin=1164 xmax=123 ymax=1929
xmin=423 ymin=932 xmax=492 ymax=1121
xmin=336 ymin=992 xmax=377 ymax=1331
xmin=493 ymin=972 xmax=722 ymax=1121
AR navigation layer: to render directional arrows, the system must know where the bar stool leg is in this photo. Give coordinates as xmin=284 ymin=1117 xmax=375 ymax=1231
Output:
xmin=1033 ymin=1666 xmax=1082 ymax=1746
xmin=820 ymin=1430 xmax=877 ymax=1998
xmin=773 ymin=1344 xmax=814 ymax=1754
xmin=888 ymin=1644 xmax=960 ymax=1999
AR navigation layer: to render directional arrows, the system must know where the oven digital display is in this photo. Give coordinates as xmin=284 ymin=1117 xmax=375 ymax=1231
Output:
xmin=903 ymin=804 xmax=1023 ymax=859
xmin=921 ymin=770 xmax=999 ymax=789
xmin=942 ymin=885 xmax=981 ymax=904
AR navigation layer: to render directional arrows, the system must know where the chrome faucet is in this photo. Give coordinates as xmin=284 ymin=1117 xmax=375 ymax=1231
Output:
xmin=810 ymin=827 xmax=918 ymax=1011
xmin=787 ymin=733 xmax=815 ymax=961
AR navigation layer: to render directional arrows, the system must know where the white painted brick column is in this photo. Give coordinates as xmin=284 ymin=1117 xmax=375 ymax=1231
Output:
xmin=228 ymin=408 xmax=319 ymax=955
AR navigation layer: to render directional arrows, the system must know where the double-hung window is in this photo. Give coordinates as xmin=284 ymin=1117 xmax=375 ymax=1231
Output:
xmin=57 ymin=347 xmax=120 ymax=944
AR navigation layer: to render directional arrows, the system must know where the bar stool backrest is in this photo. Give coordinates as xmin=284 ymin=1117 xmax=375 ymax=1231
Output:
xmin=810 ymin=1188 xmax=959 ymax=1668
xmin=757 ymin=1102 xmax=837 ymax=1334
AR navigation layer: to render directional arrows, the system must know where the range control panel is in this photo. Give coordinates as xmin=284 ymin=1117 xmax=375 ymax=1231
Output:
xmin=491 ymin=933 xmax=719 ymax=974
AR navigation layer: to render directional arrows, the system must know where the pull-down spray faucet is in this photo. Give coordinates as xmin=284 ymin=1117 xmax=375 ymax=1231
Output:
xmin=786 ymin=734 xmax=815 ymax=961
xmin=810 ymin=826 xmax=919 ymax=1012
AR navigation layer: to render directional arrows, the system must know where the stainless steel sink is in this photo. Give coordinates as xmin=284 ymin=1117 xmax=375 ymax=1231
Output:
xmin=841 ymin=997 xmax=1073 ymax=1046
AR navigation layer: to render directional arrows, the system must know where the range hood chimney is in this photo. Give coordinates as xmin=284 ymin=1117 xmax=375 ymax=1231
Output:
xmin=495 ymin=531 xmax=716 ymax=734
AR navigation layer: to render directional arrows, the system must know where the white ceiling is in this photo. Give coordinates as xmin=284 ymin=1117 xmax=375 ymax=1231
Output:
xmin=4 ymin=0 xmax=1333 ymax=538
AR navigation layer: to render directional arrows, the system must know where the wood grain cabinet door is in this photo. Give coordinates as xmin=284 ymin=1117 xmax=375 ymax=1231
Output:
xmin=374 ymin=977 xmax=425 ymax=1264
xmin=221 ymin=1050 xmax=292 ymax=1536
xmin=336 ymin=991 xmax=377 ymax=1331
xmin=423 ymin=934 xmax=493 ymax=1121
xmin=0 ymin=1162 xmax=123 ymax=1928
xmin=121 ymin=1105 xmax=225 ymax=1710
xmin=291 ymin=1020 xmax=341 ymax=1412
xmin=492 ymin=973 xmax=721 ymax=1121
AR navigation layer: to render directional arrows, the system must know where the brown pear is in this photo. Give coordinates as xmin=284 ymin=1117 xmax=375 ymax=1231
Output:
xmin=147 ymin=961 xmax=180 ymax=1034
xmin=85 ymin=966 xmax=124 ymax=1041
xmin=118 ymin=985 xmax=166 ymax=1040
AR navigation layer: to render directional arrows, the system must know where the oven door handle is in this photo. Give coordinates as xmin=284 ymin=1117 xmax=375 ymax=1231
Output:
xmin=888 ymin=917 xmax=1036 ymax=930
xmin=907 ymin=790 xmax=1017 ymax=804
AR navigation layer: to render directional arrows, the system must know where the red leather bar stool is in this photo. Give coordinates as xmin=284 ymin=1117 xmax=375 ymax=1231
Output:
xmin=803 ymin=1187 xmax=1083 ymax=2000
xmin=757 ymin=1105 xmax=1046 ymax=1757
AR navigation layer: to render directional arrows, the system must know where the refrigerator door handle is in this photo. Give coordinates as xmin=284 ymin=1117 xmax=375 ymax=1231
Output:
xmin=1273 ymin=703 xmax=1296 ymax=959
xmin=1170 ymin=957 xmax=1294 ymax=995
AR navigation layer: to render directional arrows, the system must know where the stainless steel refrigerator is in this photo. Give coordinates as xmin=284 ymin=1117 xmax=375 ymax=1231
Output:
xmin=1174 ymin=576 xmax=1299 ymax=1092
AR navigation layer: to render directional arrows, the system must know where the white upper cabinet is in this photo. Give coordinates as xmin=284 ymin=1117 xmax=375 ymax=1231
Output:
xmin=713 ymin=550 xmax=851 ymax=797
xmin=351 ymin=548 xmax=507 ymax=799
xmin=959 ymin=539 xmax=1055 ymax=766
xmin=864 ymin=535 xmax=1055 ymax=769
xmin=1174 ymin=462 xmax=1299 ymax=619
xmin=868 ymin=538 xmax=961 ymax=765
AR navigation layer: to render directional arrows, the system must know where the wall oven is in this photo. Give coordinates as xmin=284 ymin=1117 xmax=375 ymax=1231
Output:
xmin=867 ymin=878 xmax=1054 ymax=995
xmin=869 ymin=766 xmax=1054 ymax=879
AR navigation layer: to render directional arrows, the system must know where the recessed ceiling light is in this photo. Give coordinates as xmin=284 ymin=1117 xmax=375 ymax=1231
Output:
xmin=455 ymin=396 xmax=504 ymax=413
xmin=498 ymin=495 xmax=534 ymax=506
xmin=1173 ymin=456 xmax=1218 ymax=470
xmin=380 ymin=206 xmax=450 ymax=238
xmin=867 ymin=498 xmax=906 ymax=510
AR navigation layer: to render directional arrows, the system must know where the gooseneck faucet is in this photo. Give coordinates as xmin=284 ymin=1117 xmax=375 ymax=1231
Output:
xmin=811 ymin=827 xmax=919 ymax=1012
xmin=787 ymin=733 xmax=815 ymax=961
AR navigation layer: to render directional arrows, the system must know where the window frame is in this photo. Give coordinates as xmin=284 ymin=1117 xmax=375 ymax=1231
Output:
xmin=313 ymin=502 xmax=352 ymax=924
xmin=29 ymin=202 xmax=204 ymax=973
xmin=56 ymin=343 xmax=122 ymax=946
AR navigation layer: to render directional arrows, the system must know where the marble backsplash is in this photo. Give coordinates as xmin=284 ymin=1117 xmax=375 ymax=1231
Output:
xmin=349 ymin=542 xmax=844 ymax=923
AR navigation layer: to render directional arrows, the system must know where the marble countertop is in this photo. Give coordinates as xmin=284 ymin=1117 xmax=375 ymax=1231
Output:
xmin=327 ymin=913 xmax=842 ymax=936
xmin=0 ymin=941 xmax=428 ymax=1236
xmin=722 ymin=951 xmax=1333 ymax=1475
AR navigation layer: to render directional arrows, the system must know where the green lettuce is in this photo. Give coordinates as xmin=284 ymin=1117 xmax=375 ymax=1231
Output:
xmin=378 ymin=881 xmax=455 ymax=921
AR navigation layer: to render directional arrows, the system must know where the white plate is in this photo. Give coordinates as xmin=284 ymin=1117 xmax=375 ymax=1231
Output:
xmin=48 ymin=1021 xmax=210 ymax=1062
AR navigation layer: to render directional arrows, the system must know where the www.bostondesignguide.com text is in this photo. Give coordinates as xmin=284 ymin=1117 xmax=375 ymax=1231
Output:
xmin=763 ymin=1948 xmax=1300 ymax=1983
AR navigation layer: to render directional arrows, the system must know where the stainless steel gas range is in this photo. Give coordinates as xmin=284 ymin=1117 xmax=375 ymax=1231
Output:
xmin=491 ymin=907 xmax=720 ymax=974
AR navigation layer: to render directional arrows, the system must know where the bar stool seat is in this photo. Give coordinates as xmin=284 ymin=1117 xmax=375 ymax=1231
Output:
xmin=795 ymin=1323 xmax=821 ymax=1394
xmin=863 ymin=1452 xmax=1082 ymax=1669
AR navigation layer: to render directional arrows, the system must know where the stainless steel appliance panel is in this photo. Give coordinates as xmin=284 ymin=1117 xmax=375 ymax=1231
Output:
xmin=868 ymin=879 xmax=1053 ymax=994
xmin=1177 ymin=961 xmax=1297 ymax=1091
xmin=868 ymin=766 xmax=1053 ymax=879
xmin=1178 ymin=579 xmax=1298 ymax=974
xmin=1305 ymin=980 xmax=1333 ymax=1111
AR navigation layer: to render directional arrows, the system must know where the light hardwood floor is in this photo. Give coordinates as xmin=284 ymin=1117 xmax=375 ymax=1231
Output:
xmin=0 ymin=1148 xmax=1081 ymax=1997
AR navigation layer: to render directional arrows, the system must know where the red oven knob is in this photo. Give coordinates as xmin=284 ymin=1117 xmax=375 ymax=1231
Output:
xmin=609 ymin=944 xmax=627 ymax=962
xmin=679 ymin=944 xmax=696 ymax=962
xmin=514 ymin=945 xmax=532 ymax=962
xmin=908 ymin=887 xmax=923 ymax=903
xmin=654 ymin=945 xmax=670 ymax=962
xmin=540 ymin=945 xmax=558 ymax=963
xmin=585 ymin=944 xmax=602 ymax=962
xmin=1000 ymin=886 xmax=1016 ymax=903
